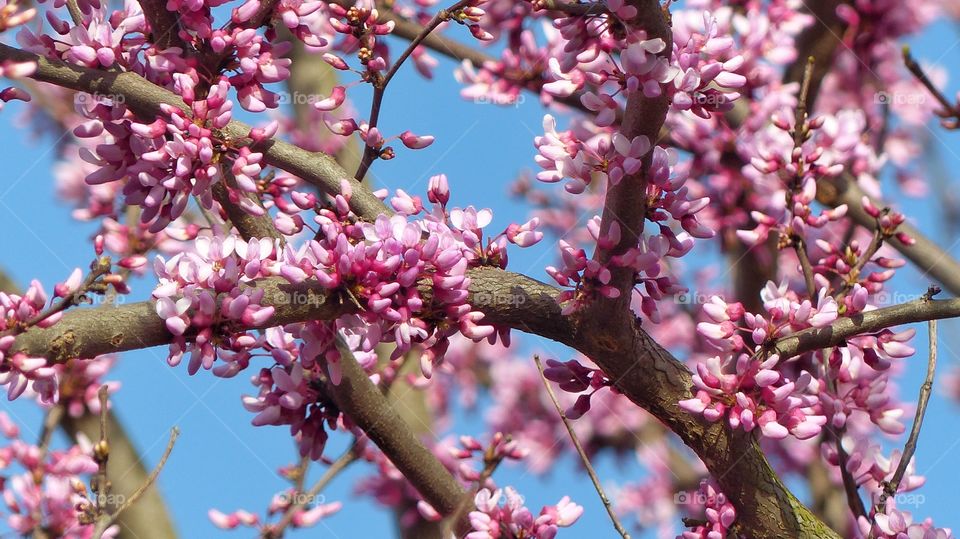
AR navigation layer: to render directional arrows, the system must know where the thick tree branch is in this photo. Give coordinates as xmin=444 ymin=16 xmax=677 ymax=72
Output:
xmin=212 ymin=179 xmax=283 ymax=243
xmin=11 ymin=278 xmax=345 ymax=362
xmin=590 ymin=0 xmax=670 ymax=308
xmin=11 ymin=267 xmax=841 ymax=537
xmin=138 ymin=0 xmax=186 ymax=52
xmin=328 ymin=336 xmax=467 ymax=523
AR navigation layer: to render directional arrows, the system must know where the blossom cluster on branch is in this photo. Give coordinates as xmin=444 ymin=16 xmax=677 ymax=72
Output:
xmin=1 ymin=0 xmax=960 ymax=537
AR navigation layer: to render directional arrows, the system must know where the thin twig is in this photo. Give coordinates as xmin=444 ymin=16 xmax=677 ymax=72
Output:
xmin=37 ymin=404 xmax=65 ymax=455
xmin=65 ymin=0 xmax=84 ymax=26
xmin=30 ymin=404 xmax=66 ymax=538
xmin=92 ymin=426 xmax=180 ymax=538
xmin=789 ymin=57 xmax=817 ymax=298
xmin=534 ymin=355 xmax=631 ymax=538
xmin=119 ymin=427 xmax=179 ymax=510
xmin=265 ymin=442 xmax=360 ymax=538
xmin=352 ymin=0 xmax=472 ymax=181
xmin=877 ymin=319 xmax=937 ymax=511
xmin=92 ymin=386 xmax=111 ymax=514
xmin=903 ymin=46 xmax=958 ymax=119
xmin=2 ymin=257 xmax=112 ymax=337
xmin=793 ymin=56 xmax=815 ymax=148
xmin=444 ymin=440 xmax=508 ymax=538
xmin=835 ymin=229 xmax=884 ymax=303
xmin=832 ymin=436 xmax=867 ymax=520
xmin=794 ymin=241 xmax=818 ymax=299
xmin=531 ymin=0 xmax=609 ymax=17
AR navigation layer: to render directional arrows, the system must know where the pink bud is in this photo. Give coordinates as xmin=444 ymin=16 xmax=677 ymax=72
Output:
xmin=322 ymin=53 xmax=349 ymax=70
xmin=861 ymin=196 xmax=881 ymax=218
xmin=399 ymin=130 xmax=435 ymax=149
xmin=314 ymin=86 xmax=346 ymax=111
xmin=469 ymin=24 xmax=494 ymax=41
xmin=427 ymin=174 xmax=450 ymax=205
xmin=249 ymin=120 xmax=279 ymax=142
xmin=326 ymin=118 xmax=358 ymax=136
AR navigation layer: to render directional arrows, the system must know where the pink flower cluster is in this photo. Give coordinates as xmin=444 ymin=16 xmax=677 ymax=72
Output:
xmin=678 ymin=481 xmax=736 ymax=539
xmin=356 ymin=433 xmax=529 ymax=529
xmin=738 ymin=111 xmax=852 ymax=247
xmin=242 ymin=332 xmax=340 ymax=459
xmin=209 ymin=487 xmax=342 ymax=533
xmin=0 ymin=0 xmax=36 ymax=111
xmin=153 ymin=234 xmax=279 ymax=375
xmin=0 ymin=412 xmax=118 ymax=538
xmin=0 ymin=280 xmax=62 ymax=402
xmin=56 ymin=355 xmax=120 ymax=418
xmin=679 ymin=285 xmax=842 ymax=439
xmin=859 ymin=503 xmax=953 ymax=539
xmin=542 ymin=357 xmax=611 ymax=419
xmin=152 ymin=179 xmax=542 ymax=456
xmin=679 ymin=351 xmax=825 ymax=439
xmin=18 ymin=3 xmax=144 ymax=70
xmin=77 ymin=76 xmax=265 ymax=232
xmin=468 ymin=487 xmax=583 ymax=539
xmin=537 ymin=127 xmax=710 ymax=319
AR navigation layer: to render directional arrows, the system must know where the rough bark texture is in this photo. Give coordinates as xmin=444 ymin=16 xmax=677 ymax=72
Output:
xmin=468 ymin=268 xmax=841 ymax=539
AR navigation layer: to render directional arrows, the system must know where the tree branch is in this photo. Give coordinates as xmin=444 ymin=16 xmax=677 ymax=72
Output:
xmin=589 ymin=0 xmax=671 ymax=309
xmin=354 ymin=0 xmax=593 ymax=114
xmin=876 ymin=320 xmax=937 ymax=512
xmin=535 ymin=355 xmax=630 ymax=539
xmin=62 ymin=411 xmax=180 ymax=539
xmin=328 ymin=335 xmax=467 ymax=524
xmin=0 ymin=44 xmax=389 ymax=221
xmin=773 ymin=293 xmax=959 ymax=359
xmin=11 ymin=277 xmax=346 ymax=363
xmin=138 ymin=0 xmax=187 ymax=52
xmin=353 ymin=0 xmax=473 ymax=181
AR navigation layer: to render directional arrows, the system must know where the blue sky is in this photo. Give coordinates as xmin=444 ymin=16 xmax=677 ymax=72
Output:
xmin=3 ymin=10 xmax=960 ymax=539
